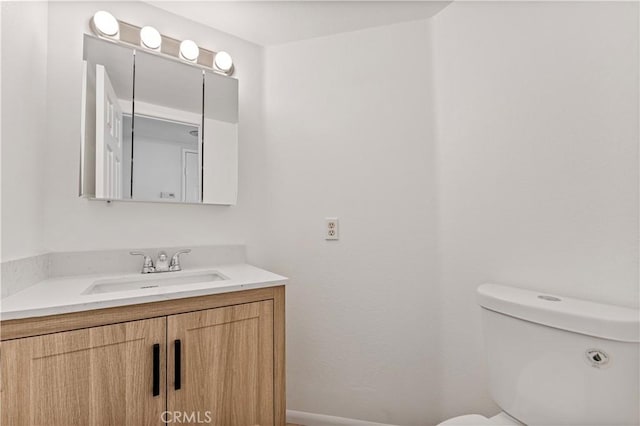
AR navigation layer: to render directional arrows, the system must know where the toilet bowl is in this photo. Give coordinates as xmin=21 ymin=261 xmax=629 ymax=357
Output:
xmin=437 ymin=283 xmax=640 ymax=426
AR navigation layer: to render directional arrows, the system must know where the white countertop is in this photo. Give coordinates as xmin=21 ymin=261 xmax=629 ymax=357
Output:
xmin=0 ymin=264 xmax=288 ymax=321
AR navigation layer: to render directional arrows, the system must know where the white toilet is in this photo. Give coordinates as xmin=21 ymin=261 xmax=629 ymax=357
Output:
xmin=439 ymin=283 xmax=640 ymax=426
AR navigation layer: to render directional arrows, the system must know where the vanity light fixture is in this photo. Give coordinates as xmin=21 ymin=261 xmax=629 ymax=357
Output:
xmin=140 ymin=26 xmax=162 ymax=50
xmin=179 ymin=40 xmax=200 ymax=62
xmin=214 ymin=51 xmax=234 ymax=73
xmin=89 ymin=11 xmax=235 ymax=75
xmin=91 ymin=11 xmax=119 ymax=38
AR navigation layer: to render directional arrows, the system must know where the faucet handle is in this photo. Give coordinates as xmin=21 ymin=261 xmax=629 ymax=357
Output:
xmin=130 ymin=251 xmax=155 ymax=274
xmin=169 ymin=249 xmax=191 ymax=272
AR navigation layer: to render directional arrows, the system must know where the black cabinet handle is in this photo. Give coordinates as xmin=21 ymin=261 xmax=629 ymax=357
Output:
xmin=152 ymin=343 xmax=160 ymax=397
xmin=174 ymin=339 xmax=181 ymax=390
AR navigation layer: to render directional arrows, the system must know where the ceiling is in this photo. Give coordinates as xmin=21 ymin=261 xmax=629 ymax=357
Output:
xmin=130 ymin=115 xmax=199 ymax=146
xmin=147 ymin=1 xmax=451 ymax=46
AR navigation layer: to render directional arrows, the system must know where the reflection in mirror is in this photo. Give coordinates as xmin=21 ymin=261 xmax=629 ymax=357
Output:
xmin=81 ymin=36 xmax=133 ymax=199
xmin=132 ymin=50 xmax=203 ymax=202
xmin=124 ymin=116 xmax=200 ymax=203
xmin=203 ymin=71 xmax=238 ymax=205
xmin=81 ymin=35 xmax=239 ymax=205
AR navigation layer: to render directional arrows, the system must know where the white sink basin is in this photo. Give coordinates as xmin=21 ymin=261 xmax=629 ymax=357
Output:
xmin=83 ymin=271 xmax=228 ymax=295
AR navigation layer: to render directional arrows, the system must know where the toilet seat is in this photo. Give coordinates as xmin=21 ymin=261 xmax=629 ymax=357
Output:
xmin=438 ymin=414 xmax=494 ymax=425
xmin=438 ymin=412 xmax=523 ymax=426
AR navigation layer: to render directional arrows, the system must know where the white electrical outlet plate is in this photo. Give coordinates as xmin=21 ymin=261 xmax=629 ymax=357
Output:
xmin=325 ymin=217 xmax=339 ymax=240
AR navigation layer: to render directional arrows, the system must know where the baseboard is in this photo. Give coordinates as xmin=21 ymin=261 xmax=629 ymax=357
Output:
xmin=286 ymin=410 xmax=398 ymax=426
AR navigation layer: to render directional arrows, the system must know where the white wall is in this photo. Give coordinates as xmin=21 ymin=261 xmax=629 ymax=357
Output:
xmin=258 ymin=20 xmax=441 ymax=425
xmin=1 ymin=1 xmax=48 ymax=261
xmin=42 ymin=1 xmax=265 ymax=252
xmin=132 ymin=137 xmax=196 ymax=202
xmin=432 ymin=1 xmax=639 ymax=420
xmin=259 ymin=2 xmax=638 ymax=424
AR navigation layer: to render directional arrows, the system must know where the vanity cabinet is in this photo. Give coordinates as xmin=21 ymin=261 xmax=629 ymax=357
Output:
xmin=1 ymin=317 xmax=167 ymax=426
xmin=0 ymin=286 xmax=285 ymax=426
xmin=168 ymin=301 xmax=274 ymax=426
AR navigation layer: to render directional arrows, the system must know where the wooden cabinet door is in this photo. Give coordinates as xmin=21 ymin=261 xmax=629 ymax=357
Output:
xmin=0 ymin=317 xmax=166 ymax=426
xmin=167 ymin=301 xmax=274 ymax=426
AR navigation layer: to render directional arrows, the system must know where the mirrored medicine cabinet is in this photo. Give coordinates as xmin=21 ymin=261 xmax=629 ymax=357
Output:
xmin=80 ymin=35 xmax=238 ymax=205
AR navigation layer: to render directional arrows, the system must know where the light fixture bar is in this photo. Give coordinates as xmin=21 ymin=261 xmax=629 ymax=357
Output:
xmin=90 ymin=15 xmax=233 ymax=76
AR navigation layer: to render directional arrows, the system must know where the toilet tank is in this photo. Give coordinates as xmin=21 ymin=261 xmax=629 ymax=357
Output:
xmin=477 ymin=284 xmax=640 ymax=426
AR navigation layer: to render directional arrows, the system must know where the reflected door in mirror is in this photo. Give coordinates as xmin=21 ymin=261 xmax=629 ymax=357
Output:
xmin=95 ymin=65 xmax=123 ymax=199
xmin=81 ymin=35 xmax=134 ymax=200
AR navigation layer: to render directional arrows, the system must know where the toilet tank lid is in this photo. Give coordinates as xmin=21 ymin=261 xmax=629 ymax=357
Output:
xmin=477 ymin=283 xmax=640 ymax=343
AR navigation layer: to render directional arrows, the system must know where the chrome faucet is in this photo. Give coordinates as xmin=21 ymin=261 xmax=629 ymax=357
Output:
xmin=130 ymin=249 xmax=191 ymax=274
xmin=170 ymin=249 xmax=191 ymax=271
xmin=129 ymin=251 xmax=155 ymax=273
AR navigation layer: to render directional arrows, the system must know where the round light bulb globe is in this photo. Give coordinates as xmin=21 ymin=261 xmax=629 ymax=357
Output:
xmin=179 ymin=40 xmax=199 ymax=62
xmin=140 ymin=26 xmax=162 ymax=50
xmin=93 ymin=11 xmax=119 ymax=37
xmin=214 ymin=51 xmax=233 ymax=73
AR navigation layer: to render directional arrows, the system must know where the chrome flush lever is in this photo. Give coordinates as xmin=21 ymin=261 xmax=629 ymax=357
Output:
xmin=130 ymin=251 xmax=155 ymax=274
xmin=169 ymin=249 xmax=191 ymax=272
